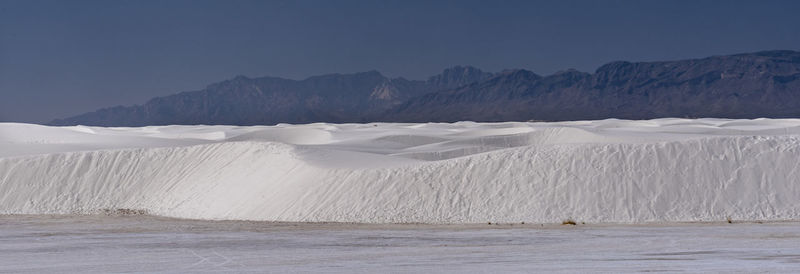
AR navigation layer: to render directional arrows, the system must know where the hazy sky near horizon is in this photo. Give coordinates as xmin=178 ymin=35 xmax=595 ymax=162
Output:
xmin=1 ymin=0 xmax=799 ymax=123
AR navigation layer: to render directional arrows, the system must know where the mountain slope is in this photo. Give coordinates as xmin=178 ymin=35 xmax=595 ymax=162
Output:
xmin=51 ymin=66 xmax=491 ymax=126
xmin=385 ymin=50 xmax=800 ymax=122
xmin=50 ymin=51 xmax=800 ymax=126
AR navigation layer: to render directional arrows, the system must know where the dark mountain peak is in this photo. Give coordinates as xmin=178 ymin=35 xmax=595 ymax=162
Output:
xmin=427 ymin=65 xmax=493 ymax=90
xmin=494 ymin=69 xmax=540 ymax=80
xmin=595 ymin=61 xmax=633 ymax=74
xmin=438 ymin=65 xmax=483 ymax=75
xmin=553 ymin=68 xmax=583 ymax=74
xmin=204 ymin=74 xmax=258 ymax=90
xmin=223 ymin=74 xmax=256 ymax=85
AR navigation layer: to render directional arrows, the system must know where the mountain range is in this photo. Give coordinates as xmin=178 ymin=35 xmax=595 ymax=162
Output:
xmin=50 ymin=50 xmax=800 ymax=126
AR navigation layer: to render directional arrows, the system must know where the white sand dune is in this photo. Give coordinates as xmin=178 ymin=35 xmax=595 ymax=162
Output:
xmin=1 ymin=118 xmax=800 ymax=223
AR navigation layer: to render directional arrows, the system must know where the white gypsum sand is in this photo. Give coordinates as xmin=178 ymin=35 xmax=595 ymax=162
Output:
xmin=1 ymin=118 xmax=799 ymax=223
xmin=2 ymin=215 xmax=800 ymax=273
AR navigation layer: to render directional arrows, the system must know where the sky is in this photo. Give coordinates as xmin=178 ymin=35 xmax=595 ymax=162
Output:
xmin=1 ymin=0 xmax=799 ymax=123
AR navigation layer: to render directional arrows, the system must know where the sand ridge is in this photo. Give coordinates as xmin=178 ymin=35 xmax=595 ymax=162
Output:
xmin=1 ymin=118 xmax=799 ymax=223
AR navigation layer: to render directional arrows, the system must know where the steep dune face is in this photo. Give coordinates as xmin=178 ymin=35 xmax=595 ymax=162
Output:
xmin=1 ymin=119 xmax=800 ymax=223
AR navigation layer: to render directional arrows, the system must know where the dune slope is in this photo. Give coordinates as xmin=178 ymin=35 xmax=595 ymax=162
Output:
xmin=1 ymin=119 xmax=799 ymax=223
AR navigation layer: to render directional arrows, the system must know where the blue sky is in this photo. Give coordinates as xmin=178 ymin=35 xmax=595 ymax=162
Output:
xmin=1 ymin=0 xmax=799 ymax=123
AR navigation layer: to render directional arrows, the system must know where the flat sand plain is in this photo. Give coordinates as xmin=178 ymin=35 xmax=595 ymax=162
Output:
xmin=1 ymin=215 xmax=799 ymax=273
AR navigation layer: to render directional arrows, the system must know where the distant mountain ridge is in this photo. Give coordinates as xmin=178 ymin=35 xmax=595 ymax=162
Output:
xmin=51 ymin=66 xmax=491 ymax=126
xmin=51 ymin=50 xmax=800 ymax=126
xmin=386 ymin=50 xmax=800 ymax=122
